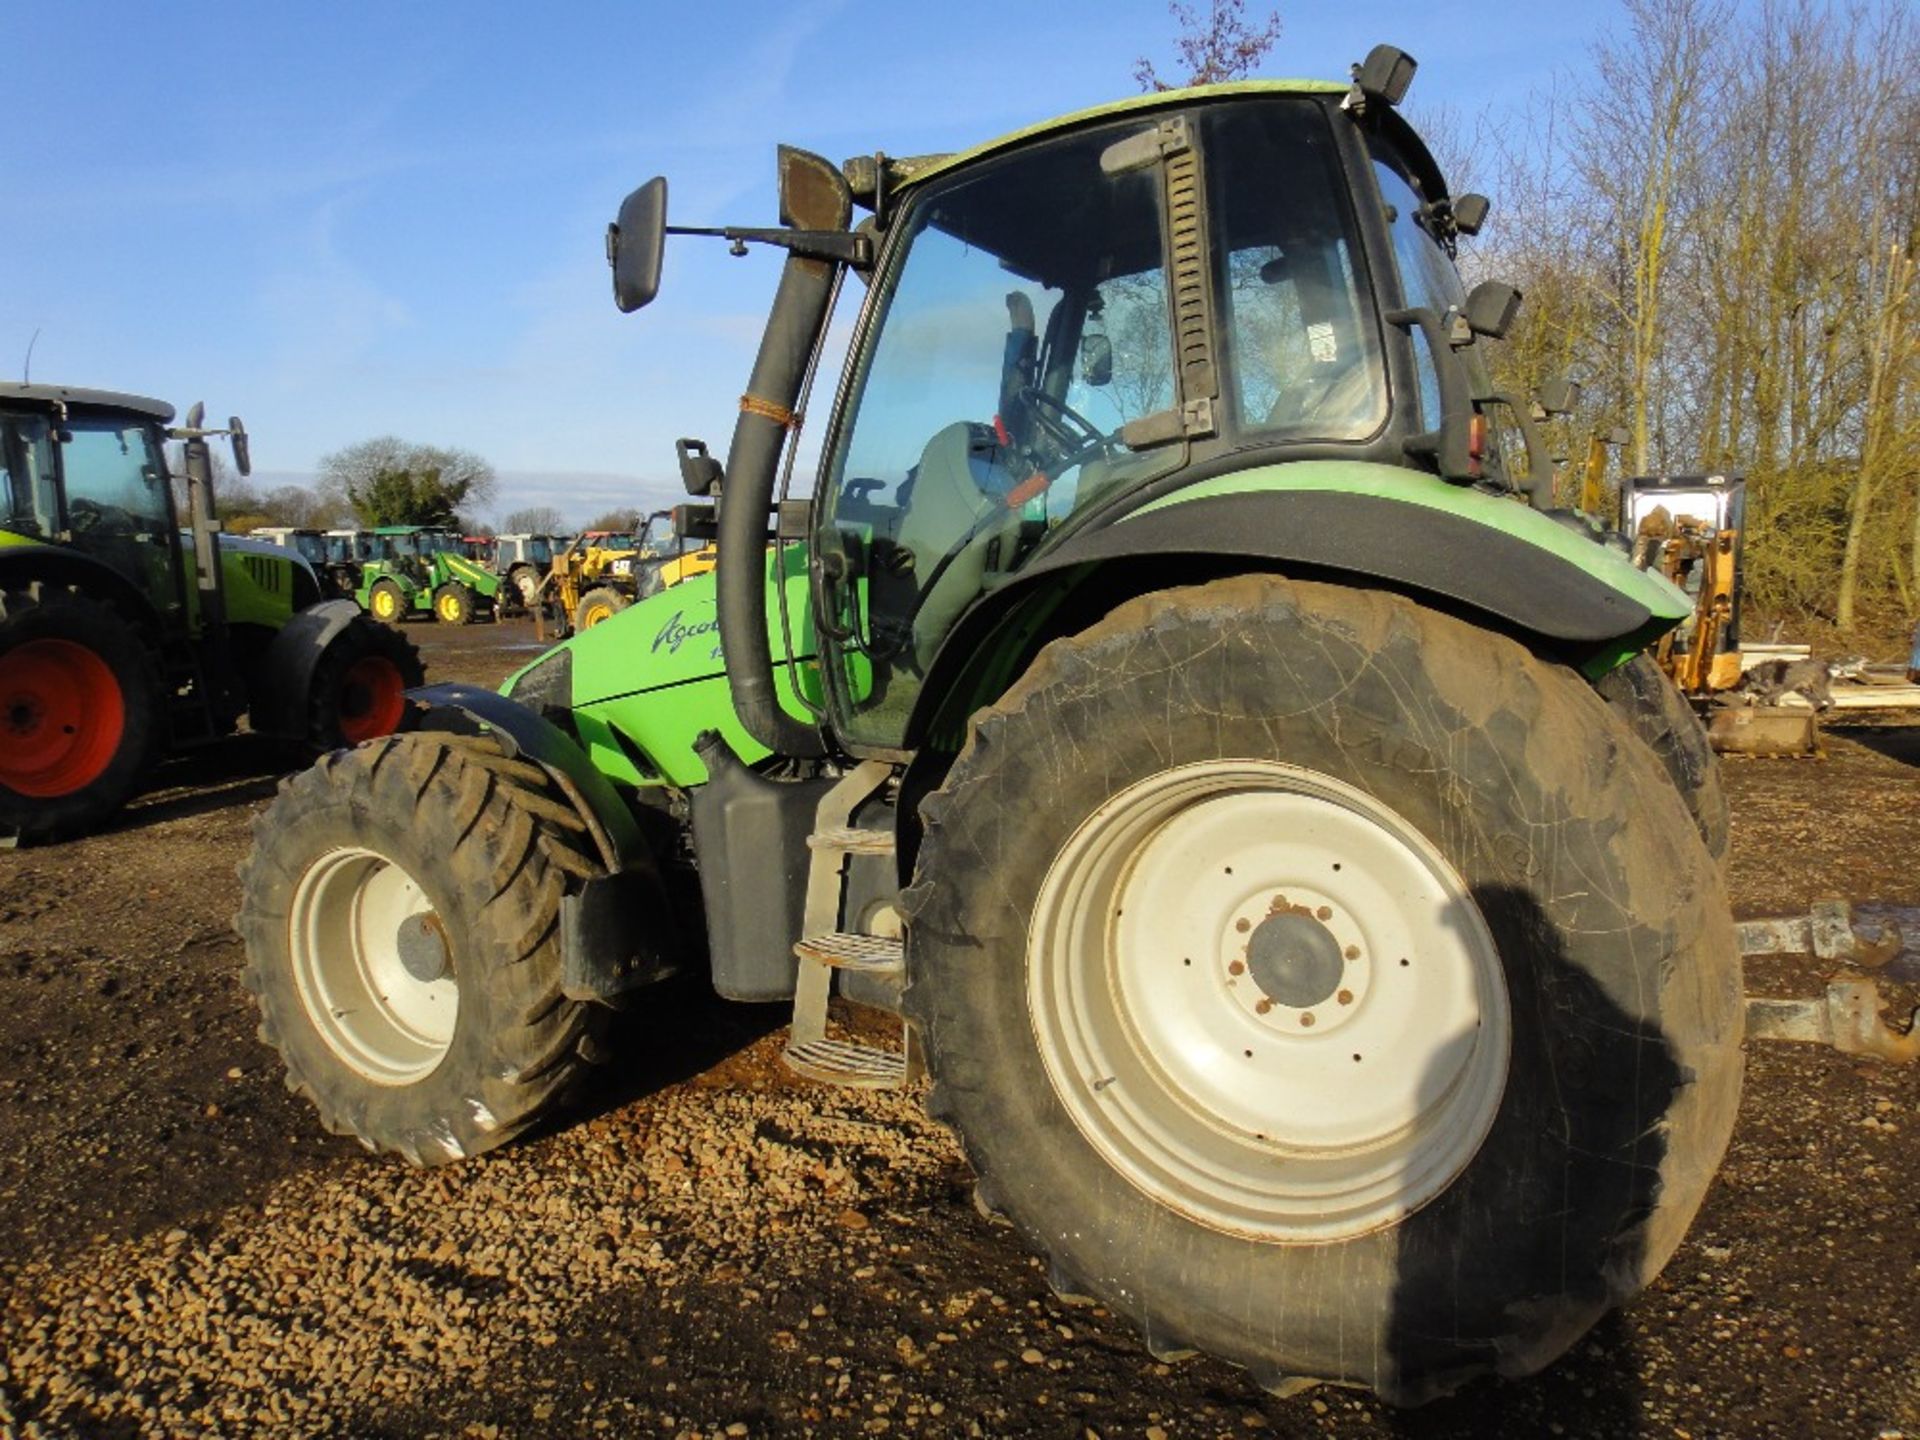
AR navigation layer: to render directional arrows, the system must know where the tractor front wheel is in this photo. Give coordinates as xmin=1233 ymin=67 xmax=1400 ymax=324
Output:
xmin=0 ymin=584 xmax=163 ymax=843
xmin=368 ymin=579 xmax=408 ymax=625
xmin=236 ymin=732 xmax=609 ymax=1165
xmin=433 ymin=582 xmax=475 ymax=626
xmin=903 ymin=577 xmax=1743 ymax=1404
xmin=574 ymin=587 xmax=627 ymax=631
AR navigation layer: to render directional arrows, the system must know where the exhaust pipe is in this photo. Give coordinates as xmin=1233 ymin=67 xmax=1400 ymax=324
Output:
xmin=717 ymin=148 xmax=852 ymax=759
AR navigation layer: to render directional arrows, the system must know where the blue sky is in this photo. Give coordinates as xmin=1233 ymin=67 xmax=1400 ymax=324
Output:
xmin=4 ymin=0 xmax=1604 ymax=525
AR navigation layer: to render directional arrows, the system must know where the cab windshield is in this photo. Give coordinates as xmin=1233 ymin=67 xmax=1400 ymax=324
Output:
xmin=290 ymin=533 xmax=327 ymax=565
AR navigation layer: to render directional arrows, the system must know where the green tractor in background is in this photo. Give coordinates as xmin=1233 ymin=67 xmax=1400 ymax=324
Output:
xmin=1 ymin=384 xmax=423 ymax=844
xmin=354 ymin=525 xmax=503 ymax=625
xmin=237 ymin=49 xmax=1905 ymax=1401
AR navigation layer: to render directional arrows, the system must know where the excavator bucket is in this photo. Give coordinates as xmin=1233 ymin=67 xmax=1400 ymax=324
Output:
xmin=1707 ymin=703 xmax=1821 ymax=757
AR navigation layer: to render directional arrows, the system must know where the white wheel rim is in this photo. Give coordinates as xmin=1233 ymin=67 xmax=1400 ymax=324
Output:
xmin=289 ymin=847 xmax=458 ymax=1084
xmin=1027 ymin=760 xmax=1510 ymax=1243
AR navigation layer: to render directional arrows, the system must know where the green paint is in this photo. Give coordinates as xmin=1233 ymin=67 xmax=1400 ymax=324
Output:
xmin=900 ymin=79 xmax=1350 ymax=193
xmin=0 ymin=528 xmax=33 ymax=549
xmin=1126 ymin=461 xmax=1692 ymax=622
xmin=505 ymin=545 xmax=824 ymax=789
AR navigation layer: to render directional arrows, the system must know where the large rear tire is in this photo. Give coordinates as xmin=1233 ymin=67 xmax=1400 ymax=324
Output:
xmin=236 ymin=732 xmax=608 ymax=1165
xmin=0 ymin=584 xmax=163 ymax=843
xmin=305 ymin=616 xmax=425 ymax=748
xmin=902 ymin=577 xmax=1743 ymax=1404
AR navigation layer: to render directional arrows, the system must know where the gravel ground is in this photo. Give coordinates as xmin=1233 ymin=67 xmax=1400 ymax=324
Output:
xmin=0 ymin=617 xmax=1915 ymax=1439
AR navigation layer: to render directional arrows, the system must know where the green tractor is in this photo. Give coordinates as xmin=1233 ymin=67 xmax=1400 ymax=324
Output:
xmin=1 ymin=384 xmax=423 ymax=843
xmin=354 ymin=525 xmax=503 ymax=625
xmin=237 ymin=50 xmax=1902 ymax=1401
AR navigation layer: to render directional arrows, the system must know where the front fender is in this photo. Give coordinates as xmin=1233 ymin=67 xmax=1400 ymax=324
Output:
xmin=248 ymin=599 xmax=362 ymax=738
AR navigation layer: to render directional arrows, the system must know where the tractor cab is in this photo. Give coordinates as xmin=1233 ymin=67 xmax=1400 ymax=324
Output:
xmin=252 ymin=527 xmax=330 ymax=569
xmin=1 ymin=387 xmax=186 ymax=624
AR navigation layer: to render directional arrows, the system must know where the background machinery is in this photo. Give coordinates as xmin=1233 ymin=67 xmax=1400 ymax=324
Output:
xmin=355 ymin=525 xmax=504 ymax=625
xmin=252 ymin=525 xmax=362 ymax=600
xmin=1 ymin=383 xmax=422 ymax=843
xmin=235 ymin=51 xmax=1909 ymax=1403
xmin=490 ymin=532 xmax=557 ymax=612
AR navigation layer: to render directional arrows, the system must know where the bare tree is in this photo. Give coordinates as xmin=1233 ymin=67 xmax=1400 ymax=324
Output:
xmin=502 ymin=505 xmax=568 ymax=535
xmin=1134 ymin=0 xmax=1283 ymax=91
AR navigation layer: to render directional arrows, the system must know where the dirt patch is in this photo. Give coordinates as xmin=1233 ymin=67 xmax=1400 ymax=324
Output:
xmin=0 ymin=626 xmax=1915 ymax=1438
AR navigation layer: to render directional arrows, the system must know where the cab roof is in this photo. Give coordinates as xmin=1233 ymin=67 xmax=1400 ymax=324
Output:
xmin=0 ymin=382 xmax=174 ymax=422
xmin=895 ymin=78 xmax=1349 ymax=194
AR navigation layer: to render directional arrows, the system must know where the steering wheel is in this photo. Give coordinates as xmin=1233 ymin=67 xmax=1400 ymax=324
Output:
xmin=1014 ymin=387 xmax=1119 ymax=495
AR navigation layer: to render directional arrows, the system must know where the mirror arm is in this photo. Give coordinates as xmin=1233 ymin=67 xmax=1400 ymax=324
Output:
xmin=666 ymin=225 xmax=873 ymax=269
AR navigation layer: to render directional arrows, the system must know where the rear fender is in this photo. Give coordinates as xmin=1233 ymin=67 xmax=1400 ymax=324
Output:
xmin=0 ymin=542 xmax=162 ymax=632
xmin=248 ymin=600 xmax=362 ymax=738
xmin=906 ymin=461 xmax=1691 ymax=751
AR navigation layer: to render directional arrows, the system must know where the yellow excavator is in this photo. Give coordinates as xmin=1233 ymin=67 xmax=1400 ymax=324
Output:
xmin=536 ymin=513 xmax=718 ymax=636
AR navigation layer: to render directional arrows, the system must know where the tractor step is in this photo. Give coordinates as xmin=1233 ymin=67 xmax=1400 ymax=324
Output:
xmin=782 ymin=1037 xmax=911 ymax=1088
xmin=793 ymin=931 xmax=904 ymax=973
xmin=781 ymin=761 xmax=918 ymax=1090
xmin=807 ymin=825 xmax=896 ymax=854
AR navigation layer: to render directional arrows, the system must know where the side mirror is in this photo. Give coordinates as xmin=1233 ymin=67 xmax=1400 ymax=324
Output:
xmin=1463 ymin=280 xmax=1522 ymax=340
xmin=1080 ymin=333 xmax=1114 ymax=387
xmin=1536 ymin=378 xmax=1580 ymax=416
xmin=228 ymin=416 xmax=251 ymax=477
xmin=676 ymin=437 xmax=723 ymax=496
xmin=608 ymin=176 xmax=668 ymax=314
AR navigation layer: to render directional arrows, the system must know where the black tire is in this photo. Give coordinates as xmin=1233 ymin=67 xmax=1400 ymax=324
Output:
xmin=509 ymin=566 xmax=541 ymax=613
xmin=367 ymin=578 xmax=410 ymax=626
xmin=432 ymin=582 xmax=474 ymax=626
xmin=574 ymin=586 xmax=627 ymax=631
xmin=0 ymin=583 xmax=165 ymax=843
xmin=304 ymin=616 xmax=426 ymax=750
xmin=902 ymin=576 xmax=1743 ymax=1405
xmin=1596 ymin=652 xmax=1729 ymax=865
xmin=236 ymin=731 xmax=609 ymax=1165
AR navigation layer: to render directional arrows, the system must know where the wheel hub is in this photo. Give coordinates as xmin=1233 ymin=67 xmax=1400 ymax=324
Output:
xmin=1245 ymin=909 xmax=1344 ymax=1010
xmin=396 ymin=913 xmax=450 ymax=982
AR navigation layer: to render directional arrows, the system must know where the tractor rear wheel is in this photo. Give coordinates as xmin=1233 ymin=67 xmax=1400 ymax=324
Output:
xmin=368 ymin=579 xmax=408 ymax=625
xmin=510 ymin=566 xmax=542 ymax=612
xmin=236 ymin=732 xmax=609 ymax=1165
xmin=433 ymin=582 xmax=475 ymax=626
xmin=903 ymin=577 xmax=1742 ymax=1405
xmin=304 ymin=616 xmax=425 ymax=749
xmin=0 ymin=584 xmax=163 ymax=843
xmin=574 ymin=587 xmax=627 ymax=631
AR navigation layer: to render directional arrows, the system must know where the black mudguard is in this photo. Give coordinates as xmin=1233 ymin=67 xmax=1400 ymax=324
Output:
xmin=409 ymin=682 xmax=679 ymax=1002
xmin=249 ymin=599 xmax=362 ymax=739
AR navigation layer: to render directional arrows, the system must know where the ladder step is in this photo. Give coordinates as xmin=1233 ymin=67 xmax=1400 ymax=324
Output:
xmin=807 ymin=826 xmax=896 ymax=855
xmin=781 ymin=1038 xmax=909 ymax=1088
xmin=794 ymin=932 xmax=904 ymax=973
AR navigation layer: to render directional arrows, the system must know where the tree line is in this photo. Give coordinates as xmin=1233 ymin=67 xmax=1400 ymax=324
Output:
xmin=1449 ymin=0 xmax=1916 ymax=640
